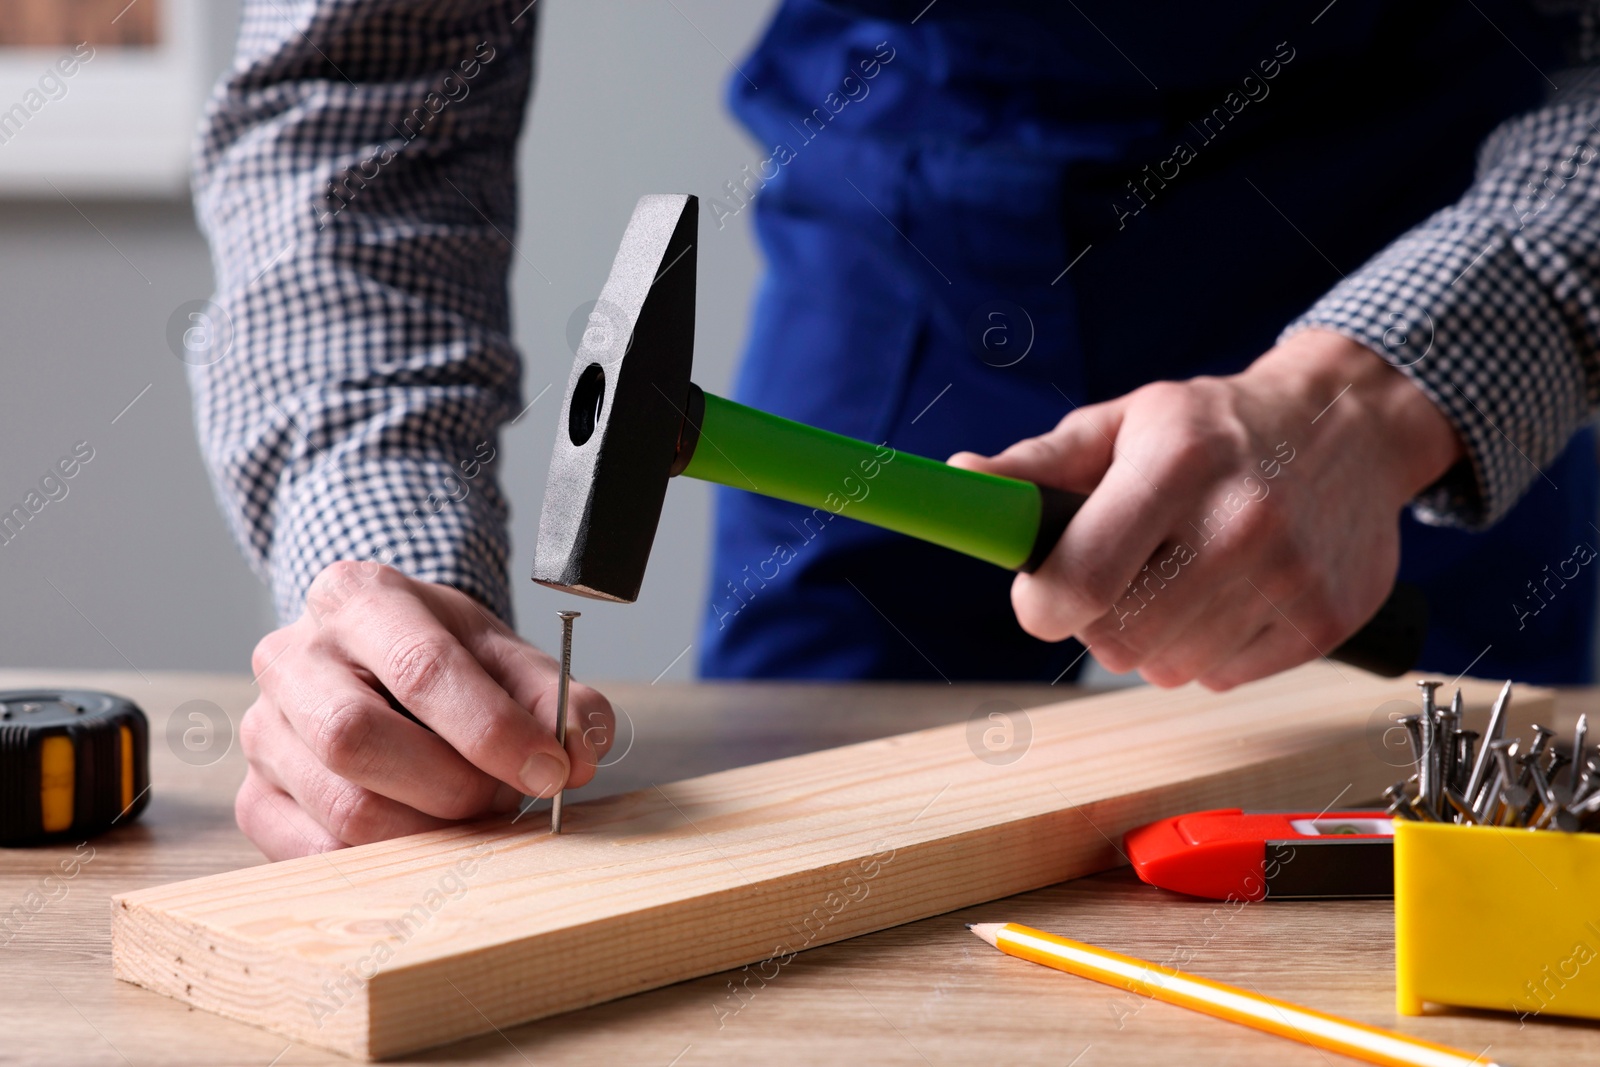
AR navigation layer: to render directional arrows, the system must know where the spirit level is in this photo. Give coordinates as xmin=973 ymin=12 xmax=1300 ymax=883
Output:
xmin=1124 ymin=807 xmax=1394 ymax=901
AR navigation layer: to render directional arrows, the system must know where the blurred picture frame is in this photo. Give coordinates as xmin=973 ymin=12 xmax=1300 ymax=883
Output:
xmin=0 ymin=0 xmax=208 ymax=196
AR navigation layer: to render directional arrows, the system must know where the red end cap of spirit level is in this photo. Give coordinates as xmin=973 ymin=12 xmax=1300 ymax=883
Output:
xmin=1125 ymin=808 xmax=1270 ymax=901
xmin=1124 ymin=808 xmax=1393 ymax=901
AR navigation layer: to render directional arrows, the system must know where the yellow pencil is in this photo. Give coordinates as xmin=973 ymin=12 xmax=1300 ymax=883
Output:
xmin=969 ymin=922 xmax=1501 ymax=1067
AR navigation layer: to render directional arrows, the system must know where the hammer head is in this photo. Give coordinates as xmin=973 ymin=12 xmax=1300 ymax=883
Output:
xmin=532 ymin=194 xmax=698 ymax=602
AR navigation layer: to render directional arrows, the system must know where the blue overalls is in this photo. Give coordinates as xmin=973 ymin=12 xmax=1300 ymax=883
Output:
xmin=699 ymin=0 xmax=1600 ymax=685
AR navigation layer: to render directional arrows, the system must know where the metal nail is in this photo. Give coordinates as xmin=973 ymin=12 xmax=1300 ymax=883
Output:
xmin=1573 ymin=756 xmax=1600 ymax=806
xmin=1549 ymin=806 xmax=1582 ymax=833
xmin=1445 ymin=731 xmax=1460 ymax=797
xmin=1463 ymin=680 xmax=1512 ymax=806
xmin=1398 ymin=713 xmax=1424 ymax=773
xmin=1401 ymin=713 xmax=1440 ymax=812
xmin=1520 ymin=726 xmax=1555 ymax=789
xmin=1474 ymin=764 xmax=1506 ymax=824
xmin=1419 ymin=683 xmax=1442 ymax=812
xmin=1573 ymin=714 xmax=1589 ymax=791
xmin=1387 ymin=799 xmax=1420 ymax=821
xmin=1497 ymin=760 xmax=1534 ymax=828
xmin=1545 ymin=750 xmax=1571 ymax=793
xmin=1385 ymin=781 xmax=1420 ymax=821
xmin=1453 ymin=729 xmax=1479 ymax=795
xmin=1442 ymin=786 xmax=1476 ymax=824
xmin=550 ymin=609 xmax=580 ymax=834
xmin=1417 ymin=679 xmax=1442 ymax=719
xmin=1442 ymin=688 xmax=1462 ymax=733
xmin=1489 ymin=741 xmax=1522 ymax=823
xmin=1485 ymin=681 xmax=1513 ymax=744
xmin=1527 ymin=761 xmax=1558 ymax=828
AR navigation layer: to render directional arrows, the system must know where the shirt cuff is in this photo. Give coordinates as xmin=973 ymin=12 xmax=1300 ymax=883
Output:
xmin=1281 ymin=208 xmax=1590 ymax=529
xmin=268 ymin=451 xmax=513 ymax=626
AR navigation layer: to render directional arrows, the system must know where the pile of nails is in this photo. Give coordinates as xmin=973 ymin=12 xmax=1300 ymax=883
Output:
xmin=1384 ymin=680 xmax=1600 ymax=832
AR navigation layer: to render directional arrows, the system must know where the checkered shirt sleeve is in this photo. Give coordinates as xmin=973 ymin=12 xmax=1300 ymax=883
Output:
xmin=1283 ymin=6 xmax=1600 ymax=529
xmin=188 ymin=0 xmax=534 ymax=625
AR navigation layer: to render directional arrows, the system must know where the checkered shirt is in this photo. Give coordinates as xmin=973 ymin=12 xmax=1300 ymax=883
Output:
xmin=191 ymin=0 xmax=1600 ymax=629
xmin=189 ymin=0 xmax=534 ymax=624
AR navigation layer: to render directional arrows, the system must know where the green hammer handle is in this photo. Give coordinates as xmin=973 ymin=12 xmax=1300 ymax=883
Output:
xmin=677 ymin=389 xmax=1079 ymax=572
xmin=674 ymin=387 xmax=1426 ymax=677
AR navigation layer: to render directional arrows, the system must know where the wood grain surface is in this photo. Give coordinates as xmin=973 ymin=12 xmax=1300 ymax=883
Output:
xmin=106 ymin=665 xmax=1537 ymax=1059
xmin=4 ymin=667 xmax=1594 ymax=1066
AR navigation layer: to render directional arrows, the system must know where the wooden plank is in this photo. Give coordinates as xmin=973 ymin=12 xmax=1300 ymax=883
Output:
xmin=110 ymin=665 xmax=1548 ymax=1060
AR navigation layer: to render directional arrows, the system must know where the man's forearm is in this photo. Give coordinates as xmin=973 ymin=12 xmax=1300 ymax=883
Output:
xmin=190 ymin=0 xmax=536 ymax=623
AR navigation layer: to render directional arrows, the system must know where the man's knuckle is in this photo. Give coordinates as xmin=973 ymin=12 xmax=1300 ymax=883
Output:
xmin=239 ymin=703 xmax=267 ymax=758
xmin=1202 ymin=509 xmax=1274 ymax=576
xmin=1013 ymin=605 xmax=1056 ymax=642
xmin=1012 ymin=581 xmax=1069 ymax=641
xmin=1067 ymin=563 xmax=1124 ymax=616
xmin=1009 ymin=435 xmax=1058 ymax=470
xmin=235 ymin=773 xmax=275 ymax=844
xmin=308 ymin=559 xmax=400 ymax=622
xmin=251 ymin=630 xmax=288 ymax=677
xmin=383 ymin=633 xmax=450 ymax=702
xmin=319 ymin=780 xmax=380 ymax=844
xmin=1102 ymin=634 xmax=1145 ymax=666
xmin=370 ymin=562 xmax=409 ymax=589
xmin=1134 ymin=380 xmax=1181 ymax=406
xmin=471 ymin=710 xmax=525 ymax=762
xmin=310 ymin=697 xmax=381 ymax=777
xmin=320 ymin=558 xmax=365 ymax=584
xmin=309 ymin=560 xmax=360 ymax=601
xmin=1165 ymin=433 xmax=1224 ymax=478
xmin=1141 ymin=660 xmax=1192 ymax=688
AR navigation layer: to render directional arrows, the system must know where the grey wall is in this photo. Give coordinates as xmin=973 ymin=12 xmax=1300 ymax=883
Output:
xmin=0 ymin=195 xmax=275 ymax=674
xmin=0 ymin=0 xmax=779 ymax=680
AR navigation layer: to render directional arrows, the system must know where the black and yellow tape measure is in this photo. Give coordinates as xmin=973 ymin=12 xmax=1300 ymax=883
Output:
xmin=0 ymin=690 xmax=149 ymax=846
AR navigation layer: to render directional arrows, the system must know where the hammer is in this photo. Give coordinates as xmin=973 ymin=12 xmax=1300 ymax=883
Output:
xmin=533 ymin=194 xmax=1426 ymax=677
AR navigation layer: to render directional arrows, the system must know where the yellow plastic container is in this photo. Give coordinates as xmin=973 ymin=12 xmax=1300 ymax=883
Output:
xmin=1394 ymin=820 xmax=1600 ymax=1022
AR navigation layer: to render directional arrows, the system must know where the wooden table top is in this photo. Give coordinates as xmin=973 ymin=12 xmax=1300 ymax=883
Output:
xmin=4 ymin=668 xmax=1597 ymax=1066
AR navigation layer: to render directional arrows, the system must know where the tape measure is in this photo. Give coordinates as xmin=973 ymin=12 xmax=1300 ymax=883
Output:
xmin=0 ymin=689 xmax=150 ymax=846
